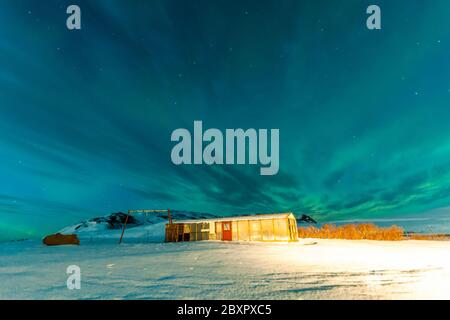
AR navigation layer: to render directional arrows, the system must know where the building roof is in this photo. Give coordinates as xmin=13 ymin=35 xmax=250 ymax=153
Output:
xmin=172 ymin=212 xmax=295 ymax=224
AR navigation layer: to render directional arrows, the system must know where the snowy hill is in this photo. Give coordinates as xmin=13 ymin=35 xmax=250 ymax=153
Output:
xmin=59 ymin=210 xmax=217 ymax=243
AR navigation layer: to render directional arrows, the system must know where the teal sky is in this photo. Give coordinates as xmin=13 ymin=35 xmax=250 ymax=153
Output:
xmin=2 ymin=0 xmax=450 ymax=241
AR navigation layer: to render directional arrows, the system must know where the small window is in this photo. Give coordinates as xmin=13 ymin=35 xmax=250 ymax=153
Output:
xmin=223 ymin=223 xmax=231 ymax=231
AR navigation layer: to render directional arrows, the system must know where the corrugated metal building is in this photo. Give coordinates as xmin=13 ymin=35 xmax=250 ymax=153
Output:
xmin=165 ymin=213 xmax=298 ymax=242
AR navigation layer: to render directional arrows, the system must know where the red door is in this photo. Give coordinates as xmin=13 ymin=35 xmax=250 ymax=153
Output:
xmin=222 ymin=221 xmax=232 ymax=241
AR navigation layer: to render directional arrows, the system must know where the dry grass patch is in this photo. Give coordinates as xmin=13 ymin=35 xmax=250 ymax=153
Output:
xmin=298 ymin=223 xmax=404 ymax=241
xmin=406 ymin=233 xmax=450 ymax=241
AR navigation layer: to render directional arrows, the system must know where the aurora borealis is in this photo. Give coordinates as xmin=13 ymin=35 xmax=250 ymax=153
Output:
xmin=2 ymin=0 xmax=450 ymax=241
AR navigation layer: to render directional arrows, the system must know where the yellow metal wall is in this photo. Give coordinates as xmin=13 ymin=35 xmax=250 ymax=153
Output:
xmin=237 ymin=220 xmax=249 ymax=240
xmin=232 ymin=221 xmax=238 ymax=241
xmin=209 ymin=222 xmax=216 ymax=240
xmin=288 ymin=217 xmax=298 ymax=241
xmin=235 ymin=217 xmax=295 ymax=242
xmin=215 ymin=222 xmax=222 ymax=240
xmin=261 ymin=219 xmax=275 ymax=241
xmin=273 ymin=218 xmax=289 ymax=241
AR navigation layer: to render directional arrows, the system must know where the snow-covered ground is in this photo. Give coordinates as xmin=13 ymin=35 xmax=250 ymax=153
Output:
xmin=1 ymin=230 xmax=450 ymax=299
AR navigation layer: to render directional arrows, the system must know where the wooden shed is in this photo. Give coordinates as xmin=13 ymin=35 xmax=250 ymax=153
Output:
xmin=165 ymin=212 xmax=298 ymax=243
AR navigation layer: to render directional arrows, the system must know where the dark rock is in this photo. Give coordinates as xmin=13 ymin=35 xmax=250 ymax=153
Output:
xmin=298 ymin=214 xmax=317 ymax=224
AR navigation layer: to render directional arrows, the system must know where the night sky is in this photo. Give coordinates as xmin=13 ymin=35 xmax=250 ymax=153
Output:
xmin=2 ymin=0 xmax=450 ymax=241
